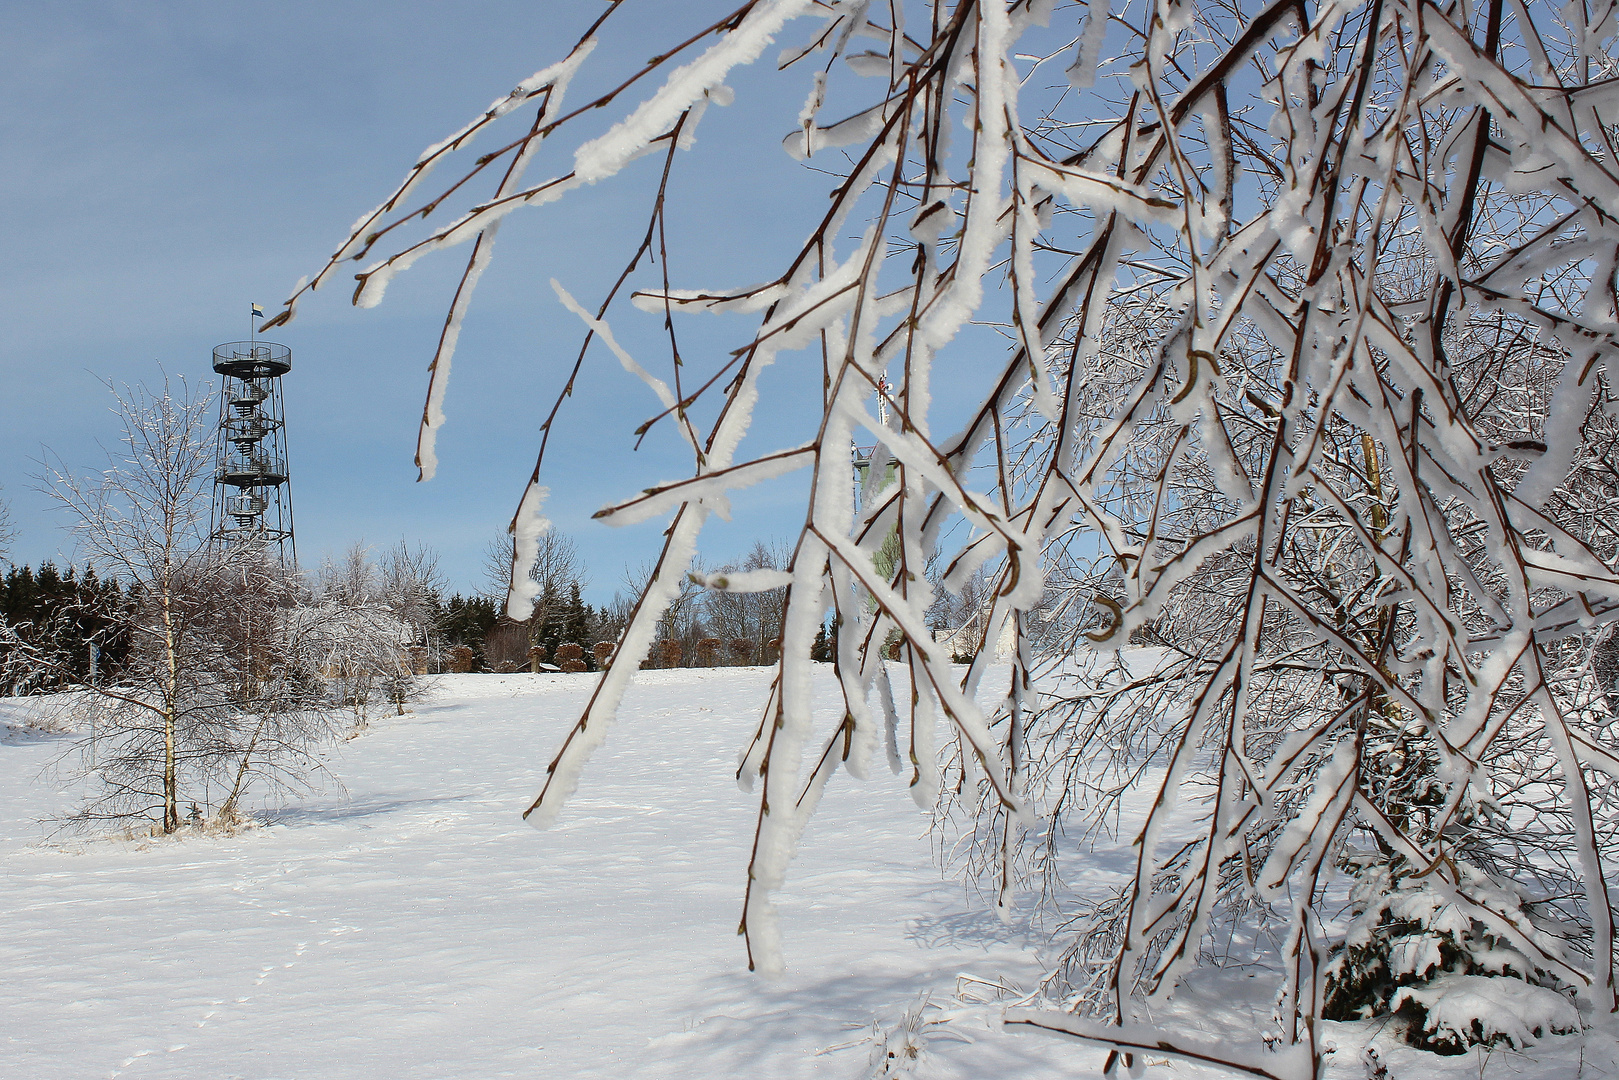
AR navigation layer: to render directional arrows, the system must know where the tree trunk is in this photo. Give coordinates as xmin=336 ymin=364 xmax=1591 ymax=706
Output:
xmin=218 ymin=719 xmax=265 ymax=825
xmin=160 ymin=568 xmax=179 ymax=834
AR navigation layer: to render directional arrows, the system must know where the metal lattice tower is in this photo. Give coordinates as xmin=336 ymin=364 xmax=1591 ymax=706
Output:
xmin=208 ymin=340 xmax=295 ymax=562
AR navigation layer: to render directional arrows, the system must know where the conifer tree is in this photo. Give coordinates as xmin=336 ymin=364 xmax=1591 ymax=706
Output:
xmin=562 ymin=581 xmax=588 ymax=653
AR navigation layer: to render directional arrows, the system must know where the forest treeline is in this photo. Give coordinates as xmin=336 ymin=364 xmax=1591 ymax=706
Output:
xmin=2 ymin=534 xmax=996 ymax=690
xmin=0 ymin=562 xmax=131 ymax=692
xmin=453 ymin=536 xmax=795 ymax=672
xmin=1 ymin=534 xmax=844 ymax=689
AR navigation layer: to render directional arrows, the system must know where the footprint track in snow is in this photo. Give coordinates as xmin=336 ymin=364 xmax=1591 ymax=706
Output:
xmin=110 ymin=1042 xmax=187 ymax=1076
xmin=233 ymin=922 xmax=355 ymax=1006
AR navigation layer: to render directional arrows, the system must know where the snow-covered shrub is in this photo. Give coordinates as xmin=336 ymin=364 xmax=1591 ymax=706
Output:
xmin=1324 ymin=857 xmax=1578 ymax=1051
xmin=1391 ymin=975 xmax=1578 ymax=1053
xmin=864 ymin=1001 xmax=929 ymax=1079
xmin=833 ymin=993 xmax=973 ymax=1079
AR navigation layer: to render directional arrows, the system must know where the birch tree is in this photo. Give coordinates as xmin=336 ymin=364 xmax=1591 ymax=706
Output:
xmin=266 ymin=0 xmax=1619 ymax=1070
xmin=44 ymin=379 xmax=339 ymax=832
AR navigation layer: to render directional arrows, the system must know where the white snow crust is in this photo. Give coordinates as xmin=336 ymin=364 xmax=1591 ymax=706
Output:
xmin=3 ymin=671 xmax=1615 ymax=1079
xmin=0 ymin=671 xmax=1077 ymax=1079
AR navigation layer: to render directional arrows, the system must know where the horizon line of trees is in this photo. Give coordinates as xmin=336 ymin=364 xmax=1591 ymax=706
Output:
xmin=1 ymin=532 xmax=838 ymax=687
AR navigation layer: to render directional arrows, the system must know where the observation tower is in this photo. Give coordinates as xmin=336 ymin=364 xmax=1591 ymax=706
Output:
xmin=208 ymin=337 xmax=295 ymax=563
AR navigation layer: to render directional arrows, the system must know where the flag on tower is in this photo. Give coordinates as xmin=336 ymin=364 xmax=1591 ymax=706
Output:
xmin=251 ymin=303 xmax=264 ymax=319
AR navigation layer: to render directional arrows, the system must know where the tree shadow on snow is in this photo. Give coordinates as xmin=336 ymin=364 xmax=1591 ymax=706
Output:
xmin=904 ymin=902 xmax=1041 ymax=950
xmin=263 ymin=793 xmax=472 ymax=827
xmin=638 ymin=960 xmax=1074 ymax=1079
xmin=0 ymin=723 xmax=76 ymax=747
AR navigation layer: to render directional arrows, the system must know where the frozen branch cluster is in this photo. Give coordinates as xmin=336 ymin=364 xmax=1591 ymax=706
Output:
xmin=271 ymin=0 xmax=1619 ymax=1069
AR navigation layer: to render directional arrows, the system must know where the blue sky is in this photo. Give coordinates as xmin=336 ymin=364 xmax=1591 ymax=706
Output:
xmin=2 ymin=2 xmax=1048 ymax=607
xmin=0 ymin=2 xmax=858 ymax=602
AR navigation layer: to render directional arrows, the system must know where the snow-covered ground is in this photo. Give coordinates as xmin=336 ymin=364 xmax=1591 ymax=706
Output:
xmin=2 ymin=668 xmax=1614 ymax=1078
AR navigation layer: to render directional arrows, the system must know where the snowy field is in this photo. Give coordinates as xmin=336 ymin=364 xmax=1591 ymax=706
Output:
xmin=3 ymin=668 xmax=1615 ymax=1079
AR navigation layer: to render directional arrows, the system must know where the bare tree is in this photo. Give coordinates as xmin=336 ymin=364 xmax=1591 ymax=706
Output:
xmin=0 ymin=614 xmax=67 ymax=698
xmin=0 ymin=483 xmax=16 ymax=566
xmin=42 ymin=377 xmax=339 ymax=833
xmin=43 ymin=376 xmax=219 ymax=832
xmin=377 ymin=538 xmax=446 ymax=640
xmin=701 ymin=541 xmax=788 ymax=662
xmin=317 ymin=540 xmax=378 ymax=608
xmin=319 ymin=537 xmax=444 ymax=639
xmin=623 ymin=557 xmax=705 ymax=653
xmin=484 ymin=530 xmax=579 ymax=611
xmin=267 ymin=0 xmax=1619 ymax=1069
xmin=315 ymin=539 xmax=433 ymax=719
